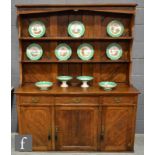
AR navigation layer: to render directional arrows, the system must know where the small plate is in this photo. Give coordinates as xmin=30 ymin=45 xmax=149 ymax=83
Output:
xmin=99 ymin=81 xmax=117 ymax=91
xmin=77 ymin=43 xmax=94 ymax=61
xmin=68 ymin=21 xmax=85 ymax=38
xmin=107 ymin=20 xmax=124 ymax=37
xmin=106 ymin=43 xmax=123 ymax=60
xmin=26 ymin=43 xmax=43 ymax=61
xmin=55 ymin=43 xmax=72 ymax=61
xmin=28 ymin=21 xmax=46 ymax=38
xmin=35 ymin=81 xmax=53 ymax=90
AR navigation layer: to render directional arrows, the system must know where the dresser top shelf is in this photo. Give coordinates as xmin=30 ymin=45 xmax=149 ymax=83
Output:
xmin=15 ymin=83 xmax=139 ymax=95
xmin=16 ymin=4 xmax=137 ymax=15
xmin=16 ymin=4 xmax=137 ymax=7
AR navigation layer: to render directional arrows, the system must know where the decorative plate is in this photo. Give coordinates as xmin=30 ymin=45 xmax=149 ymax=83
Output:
xmin=28 ymin=21 xmax=46 ymax=38
xmin=55 ymin=43 xmax=72 ymax=61
xmin=68 ymin=21 xmax=85 ymax=38
xmin=106 ymin=43 xmax=123 ymax=60
xmin=99 ymin=81 xmax=117 ymax=91
xmin=35 ymin=81 xmax=53 ymax=90
xmin=26 ymin=43 xmax=43 ymax=61
xmin=77 ymin=43 xmax=94 ymax=61
xmin=107 ymin=20 xmax=124 ymax=37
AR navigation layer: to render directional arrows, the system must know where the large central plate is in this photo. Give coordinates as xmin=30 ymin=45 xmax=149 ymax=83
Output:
xmin=68 ymin=21 xmax=85 ymax=38
xmin=77 ymin=43 xmax=94 ymax=61
xmin=55 ymin=43 xmax=72 ymax=61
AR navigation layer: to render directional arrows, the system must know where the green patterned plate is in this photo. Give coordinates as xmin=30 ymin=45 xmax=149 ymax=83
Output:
xmin=26 ymin=43 xmax=43 ymax=61
xmin=57 ymin=76 xmax=73 ymax=81
xmin=77 ymin=43 xmax=94 ymax=61
xmin=68 ymin=21 xmax=85 ymax=38
xmin=35 ymin=81 xmax=53 ymax=90
xmin=107 ymin=20 xmax=124 ymax=37
xmin=57 ymin=76 xmax=73 ymax=87
xmin=106 ymin=43 xmax=123 ymax=60
xmin=55 ymin=43 xmax=72 ymax=61
xmin=77 ymin=76 xmax=94 ymax=88
xmin=28 ymin=21 xmax=46 ymax=38
xmin=77 ymin=76 xmax=94 ymax=81
xmin=99 ymin=81 xmax=117 ymax=91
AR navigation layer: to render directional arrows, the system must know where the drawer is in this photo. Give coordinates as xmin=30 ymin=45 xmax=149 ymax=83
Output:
xmin=55 ymin=97 xmax=99 ymax=105
xmin=19 ymin=95 xmax=53 ymax=104
xmin=102 ymin=96 xmax=134 ymax=104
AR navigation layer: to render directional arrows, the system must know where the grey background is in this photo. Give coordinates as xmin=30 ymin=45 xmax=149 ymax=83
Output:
xmin=11 ymin=0 xmax=144 ymax=133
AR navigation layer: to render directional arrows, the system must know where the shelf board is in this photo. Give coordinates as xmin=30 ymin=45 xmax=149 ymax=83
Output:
xmin=19 ymin=37 xmax=133 ymax=41
xmin=21 ymin=60 xmax=130 ymax=63
xmin=15 ymin=83 xmax=140 ymax=95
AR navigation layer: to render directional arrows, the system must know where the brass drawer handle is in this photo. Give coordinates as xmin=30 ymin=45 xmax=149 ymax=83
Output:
xmin=31 ymin=97 xmax=39 ymax=103
xmin=114 ymin=97 xmax=121 ymax=103
xmin=72 ymin=98 xmax=81 ymax=103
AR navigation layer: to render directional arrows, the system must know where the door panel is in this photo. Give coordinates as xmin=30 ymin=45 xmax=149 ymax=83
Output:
xmin=55 ymin=106 xmax=99 ymax=151
xmin=19 ymin=106 xmax=52 ymax=151
xmin=101 ymin=106 xmax=135 ymax=151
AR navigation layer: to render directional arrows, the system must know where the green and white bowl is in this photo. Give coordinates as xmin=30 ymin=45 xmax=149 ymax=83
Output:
xmin=28 ymin=21 xmax=46 ymax=38
xmin=68 ymin=21 xmax=85 ymax=38
xmin=55 ymin=43 xmax=72 ymax=61
xmin=107 ymin=20 xmax=124 ymax=37
xmin=99 ymin=81 xmax=117 ymax=91
xmin=77 ymin=76 xmax=94 ymax=88
xmin=26 ymin=43 xmax=43 ymax=61
xmin=77 ymin=43 xmax=94 ymax=61
xmin=35 ymin=81 xmax=53 ymax=90
xmin=57 ymin=76 xmax=73 ymax=88
xmin=106 ymin=43 xmax=123 ymax=60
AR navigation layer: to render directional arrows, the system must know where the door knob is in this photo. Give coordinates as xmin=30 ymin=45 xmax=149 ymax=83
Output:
xmin=48 ymin=129 xmax=51 ymax=141
xmin=55 ymin=127 xmax=58 ymax=141
xmin=100 ymin=126 xmax=104 ymax=141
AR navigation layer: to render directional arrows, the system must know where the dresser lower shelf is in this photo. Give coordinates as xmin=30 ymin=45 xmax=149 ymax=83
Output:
xmin=15 ymin=83 xmax=139 ymax=95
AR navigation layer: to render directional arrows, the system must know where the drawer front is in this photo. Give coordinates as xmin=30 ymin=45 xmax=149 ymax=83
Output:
xmin=19 ymin=95 xmax=53 ymax=104
xmin=55 ymin=97 xmax=99 ymax=105
xmin=102 ymin=96 xmax=134 ymax=104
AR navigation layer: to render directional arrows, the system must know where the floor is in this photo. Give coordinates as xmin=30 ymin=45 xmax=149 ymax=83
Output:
xmin=11 ymin=133 xmax=144 ymax=155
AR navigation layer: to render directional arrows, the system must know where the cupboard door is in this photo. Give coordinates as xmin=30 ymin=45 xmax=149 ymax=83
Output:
xmin=19 ymin=106 xmax=52 ymax=151
xmin=55 ymin=106 xmax=99 ymax=151
xmin=101 ymin=106 xmax=135 ymax=151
